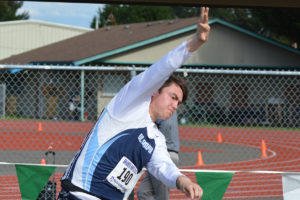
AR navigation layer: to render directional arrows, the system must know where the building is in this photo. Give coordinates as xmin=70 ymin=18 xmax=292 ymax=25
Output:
xmin=0 ymin=20 xmax=92 ymax=60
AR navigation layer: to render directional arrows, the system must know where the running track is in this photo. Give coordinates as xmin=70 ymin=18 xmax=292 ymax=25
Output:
xmin=1 ymin=120 xmax=300 ymax=199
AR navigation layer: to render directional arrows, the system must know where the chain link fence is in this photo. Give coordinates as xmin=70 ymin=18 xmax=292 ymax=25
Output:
xmin=1 ymin=65 xmax=300 ymax=199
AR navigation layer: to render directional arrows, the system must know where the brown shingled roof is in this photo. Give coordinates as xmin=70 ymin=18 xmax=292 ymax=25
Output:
xmin=1 ymin=17 xmax=198 ymax=65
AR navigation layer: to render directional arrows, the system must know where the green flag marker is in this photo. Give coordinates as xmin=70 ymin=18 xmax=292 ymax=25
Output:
xmin=195 ymin=172 xmax=234 ymax=200
xmin=15 ymin=164 xmax=56 ymax=200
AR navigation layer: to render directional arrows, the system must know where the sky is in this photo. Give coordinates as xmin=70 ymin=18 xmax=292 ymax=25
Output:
xmin=17 ymin=1 xmax=104 ymax=29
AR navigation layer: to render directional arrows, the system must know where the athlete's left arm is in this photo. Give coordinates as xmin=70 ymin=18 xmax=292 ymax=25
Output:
xmin=146 ymin=135 xmax=182 ymax=189
xmin=147 ymin=143 xmax=203 ymax=199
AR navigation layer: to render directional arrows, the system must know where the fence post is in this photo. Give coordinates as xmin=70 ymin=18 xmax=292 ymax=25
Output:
xmin=131 ymin=65 xmax=136 ymax=80
xmin=80 ymin=70 xmax=85 ymax=122
xmin=0 ymin=84 xmax=6 ymax=117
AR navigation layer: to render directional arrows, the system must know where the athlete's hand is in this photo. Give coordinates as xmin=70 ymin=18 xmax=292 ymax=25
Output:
xmin=197 ymin=7 xmax=210 ymax=43
xmin=176 ymin=175 xmax=203 ymax=199
xmin=186 ymin=7 xmax=210 ymax=52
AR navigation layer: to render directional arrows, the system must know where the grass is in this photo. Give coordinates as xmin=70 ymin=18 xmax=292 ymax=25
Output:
xmin=1 ymin=115 xmax=57 ymax=122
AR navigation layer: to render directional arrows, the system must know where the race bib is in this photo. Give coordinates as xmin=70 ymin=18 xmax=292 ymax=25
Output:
xmin=106 ymin=156 xmax=138 ymax=193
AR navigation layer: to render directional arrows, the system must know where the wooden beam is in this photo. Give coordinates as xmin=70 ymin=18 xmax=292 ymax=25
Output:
xmin=30 ymin=0 xmax=300 ymax=8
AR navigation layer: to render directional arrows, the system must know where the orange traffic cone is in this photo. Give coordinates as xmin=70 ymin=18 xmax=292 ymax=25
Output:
xmin=196 ymin=151 xmax=204 ymax=166
xmin=217 ymin=132 xmax=223 ymax=143
xmin=41 ymin=158 xmax=46 ymax=165
xmin=261 ymin=140 xmax=267 ymax=158
xmin=38 ymin=122 xmax=43 ymax=132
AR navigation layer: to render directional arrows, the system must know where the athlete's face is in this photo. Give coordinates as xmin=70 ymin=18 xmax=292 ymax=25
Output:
xmin=150 ymin=83 xmax=183 ymax=121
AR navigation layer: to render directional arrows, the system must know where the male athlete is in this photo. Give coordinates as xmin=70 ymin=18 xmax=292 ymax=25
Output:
xmin=58 ymin=7 xmax=210 ymax=200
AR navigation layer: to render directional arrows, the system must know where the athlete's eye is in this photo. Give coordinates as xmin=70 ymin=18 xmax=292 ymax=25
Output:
xmin=170 ymin=94 xmax=178 ymax=100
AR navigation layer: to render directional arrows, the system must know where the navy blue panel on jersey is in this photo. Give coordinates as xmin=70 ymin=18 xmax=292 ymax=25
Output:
xmin=90 ymin=128 xmax=155 ymax=199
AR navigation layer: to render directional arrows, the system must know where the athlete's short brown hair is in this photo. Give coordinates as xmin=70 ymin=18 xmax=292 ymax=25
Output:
xmin=158 ymin=74 xmax=189 ymax=103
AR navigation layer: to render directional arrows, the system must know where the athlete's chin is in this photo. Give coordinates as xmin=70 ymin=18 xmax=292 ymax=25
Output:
xmin=162 ymin=112 xmax=173 ymax=120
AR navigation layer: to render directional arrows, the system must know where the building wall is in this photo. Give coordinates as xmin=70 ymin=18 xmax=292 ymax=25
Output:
xmin=0 ymin=20 xmax=92 ymax=60
xmin=192 ymin=24 xmax=300 ymax=66
xmin=106 ymin=23 xmax=300 ymax=67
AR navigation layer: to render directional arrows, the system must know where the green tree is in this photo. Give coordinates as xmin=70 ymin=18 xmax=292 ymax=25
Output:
xmin=210 ymin=8 xmax=262 ymax=31
xmin=208 ymin=7 xmax=299 ymax=48
xmin=171 ymin=6 xmax=200 ymax=18
xmin=0 ymin=1 xmax=29 ymax=21
xmin=250 ymin=8 xmax=300 ymax=47
xmin=91 ymin=4 xmax=174 ymax=28
xmin=91 ymin=5 xmax=299 ymax=48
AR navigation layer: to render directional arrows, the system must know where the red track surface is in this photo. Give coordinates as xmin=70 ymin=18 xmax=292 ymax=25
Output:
xmin=1 ymin=120 xmax=300 ymax=199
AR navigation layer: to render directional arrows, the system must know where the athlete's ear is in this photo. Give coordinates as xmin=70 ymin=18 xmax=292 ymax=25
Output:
xmin=151 ymin=91 xmax=159 ymax=99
